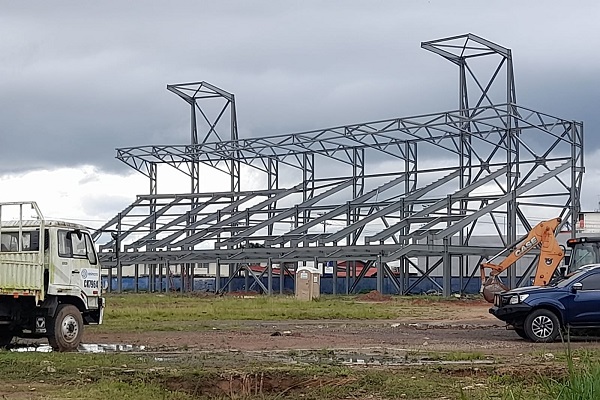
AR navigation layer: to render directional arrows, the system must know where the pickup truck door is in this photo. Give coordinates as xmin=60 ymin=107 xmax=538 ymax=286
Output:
xmin=565 ymin=272 xmax=600 ymax=326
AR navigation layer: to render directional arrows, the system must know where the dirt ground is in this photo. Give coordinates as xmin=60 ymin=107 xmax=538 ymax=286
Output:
xmin=82 ymin=300 xmax=600 ymax=357
xmin=9 ymin=299 xmax=598 ymax=399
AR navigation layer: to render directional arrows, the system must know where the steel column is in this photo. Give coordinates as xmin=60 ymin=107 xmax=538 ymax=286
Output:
xmin=97 ymin=35 xmax=583 ymax=298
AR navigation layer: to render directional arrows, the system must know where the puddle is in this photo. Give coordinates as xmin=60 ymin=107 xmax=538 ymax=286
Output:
xmin=341 ymin=355 xmax=403 ymax=366
xmin=9 ymin=345 xmax=494 ymax=367
xmin=10 ymin=343 xmax=146 ymax=353
xmin=340 ymin=356 xmax=494 ymax=366
xmin=11 ymin=345 xmax=53 ymax=353
xmin=78 ymin=343 xmax=146 ymax=353
xmin=153 ymin=355 xmax=183 ymax=362
xmin=243 ymin=348 xmax=495 ymax=367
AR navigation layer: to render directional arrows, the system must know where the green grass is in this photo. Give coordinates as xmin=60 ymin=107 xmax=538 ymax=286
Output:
xmin=95 ymin=293 xmax=473 ymax=333
xmin=539 ymin=341 xmax=600 ymax=400
xmin=60 ymin=380 xmax=194 ymax=400
xmin=0 ymin=351 xmax=515 ymax=399
xmin=459 ymin=343 xmax=600 ymax=400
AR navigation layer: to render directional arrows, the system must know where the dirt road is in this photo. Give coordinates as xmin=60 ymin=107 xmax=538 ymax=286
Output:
xmin=83 ymin=301 xmax=599 ymax=356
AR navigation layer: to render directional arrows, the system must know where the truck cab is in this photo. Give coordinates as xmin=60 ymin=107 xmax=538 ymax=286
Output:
xmin=566 ymin=237 xmax=600 ymax=274
xmin=0 ymin=202 xmax=104 ymax=351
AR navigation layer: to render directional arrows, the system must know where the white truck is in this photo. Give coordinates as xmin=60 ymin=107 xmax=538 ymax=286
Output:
xmin=0 ymin=202 xmax=104 ymax=351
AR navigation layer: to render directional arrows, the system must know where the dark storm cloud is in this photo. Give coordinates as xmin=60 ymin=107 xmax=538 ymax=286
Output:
xmin=0 ymin=0 xmax=598 ymax=179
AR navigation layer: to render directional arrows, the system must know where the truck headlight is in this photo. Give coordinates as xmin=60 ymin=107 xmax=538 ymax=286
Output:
xmin=509 ymin=294 xmax=529 ymax=304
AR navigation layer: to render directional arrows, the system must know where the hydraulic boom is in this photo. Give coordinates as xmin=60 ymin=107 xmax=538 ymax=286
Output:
xmin=480 ymin=218 xmax=564 ymax=303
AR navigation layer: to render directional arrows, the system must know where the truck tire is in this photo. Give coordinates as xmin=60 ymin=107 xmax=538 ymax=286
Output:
xmin=523 ymin=309 xmax=560 ymax=343
xmin=48 ymin=304 xmax=83 ymax=352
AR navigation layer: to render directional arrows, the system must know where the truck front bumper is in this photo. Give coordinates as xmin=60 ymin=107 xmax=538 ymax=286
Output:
xmin=489 ymin=304 xmax=532 ymax=325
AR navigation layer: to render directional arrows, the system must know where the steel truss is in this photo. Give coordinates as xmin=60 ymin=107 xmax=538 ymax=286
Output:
xmin=96 ymin=34 xmax=584 ymax=296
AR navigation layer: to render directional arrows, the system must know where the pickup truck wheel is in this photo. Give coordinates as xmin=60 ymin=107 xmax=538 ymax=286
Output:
xmin=524 ymin=309 xmax=560 ymax=343
xmin=48 ymin=304 xmax=83 ymax=352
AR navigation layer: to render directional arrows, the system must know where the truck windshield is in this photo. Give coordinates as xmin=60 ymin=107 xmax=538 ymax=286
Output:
xmin=568 ymin=242 xmax=600 ymax=274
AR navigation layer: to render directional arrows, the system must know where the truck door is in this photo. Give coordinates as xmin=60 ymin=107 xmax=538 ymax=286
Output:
xmin=56 ymin=230 xmax=76 ymax=285
xmin=76 ymin=233 xmax=101 ymax=297
xmin=565 ymin=272 xmax=600 ymax=325
xmin=57 ymin=230 xmax=100 ymax=294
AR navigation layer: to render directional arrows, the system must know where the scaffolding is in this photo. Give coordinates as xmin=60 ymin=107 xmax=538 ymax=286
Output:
xmin=95 ymin=34 xmax=584 ymax=296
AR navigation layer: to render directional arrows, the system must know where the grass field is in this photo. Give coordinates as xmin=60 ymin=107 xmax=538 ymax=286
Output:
xmin=97 ymin=292 xmax=474 ymax=332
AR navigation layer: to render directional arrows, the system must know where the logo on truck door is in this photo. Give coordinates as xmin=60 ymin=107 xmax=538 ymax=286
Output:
xmin=81 ymin=268 xmax=99 ymax=289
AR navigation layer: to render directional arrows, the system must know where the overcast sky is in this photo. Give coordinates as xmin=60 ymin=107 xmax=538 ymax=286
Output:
xmin=1 ymin=1 xmax=599 ymax=226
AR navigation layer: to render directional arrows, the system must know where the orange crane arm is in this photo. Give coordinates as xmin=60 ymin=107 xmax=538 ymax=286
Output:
xmin=480 ymin=218 xmax=564 ymax=302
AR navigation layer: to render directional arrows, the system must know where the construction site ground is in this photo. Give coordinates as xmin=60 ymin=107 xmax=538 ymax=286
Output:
xmin=82 ymin=297 xmax=599 ymax=356
xmin=8 ymin=295 xmax=600 ymax=399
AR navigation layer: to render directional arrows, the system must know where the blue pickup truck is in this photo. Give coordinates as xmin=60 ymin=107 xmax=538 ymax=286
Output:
xmin=490 ymin=265 xmax=600 ymax=342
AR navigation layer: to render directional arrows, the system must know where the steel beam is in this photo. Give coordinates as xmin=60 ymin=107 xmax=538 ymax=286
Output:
xmin=98 ymin=34 xmax=583 ymax=297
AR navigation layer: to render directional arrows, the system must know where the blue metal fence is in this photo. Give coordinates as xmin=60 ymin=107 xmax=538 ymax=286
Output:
xmin=102 ymin=275 xmax=483 ymax=294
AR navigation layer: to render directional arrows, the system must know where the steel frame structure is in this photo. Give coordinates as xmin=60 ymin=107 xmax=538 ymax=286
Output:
xmin=96 ymin=34 xmax=584 ymax=296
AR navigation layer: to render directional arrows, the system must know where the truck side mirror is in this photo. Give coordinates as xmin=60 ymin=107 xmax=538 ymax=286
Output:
xmin=559 ymin=266 xmax=566 ymax=277
xmin=572 ymin=282 xmax=583 ymax=292
xmin=564 ymin=255 xmax=571 ymax=266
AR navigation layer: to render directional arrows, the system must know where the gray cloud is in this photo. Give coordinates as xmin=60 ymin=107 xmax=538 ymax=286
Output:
xmin=0 ymin=1 xmax=598 ymax=182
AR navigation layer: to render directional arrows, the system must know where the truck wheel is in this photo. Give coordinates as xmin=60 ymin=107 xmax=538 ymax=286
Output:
xmin=524 ymin=309 xmax=560 ymax=343
xmin=48 ymin=304 xmax=83 ymax=352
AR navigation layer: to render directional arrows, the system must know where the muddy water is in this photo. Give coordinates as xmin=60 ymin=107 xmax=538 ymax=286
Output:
xmin=209 ymin=347 xmax=496 ymax=367
xmin=10 ymin=341 xmax=494 ymax=367
xmin=10 ymin=343 xmax=146 ymax=353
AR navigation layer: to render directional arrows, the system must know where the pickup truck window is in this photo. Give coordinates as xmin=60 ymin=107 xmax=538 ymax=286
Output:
xmin=578 ymin=273 xmax=600 ymax=290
